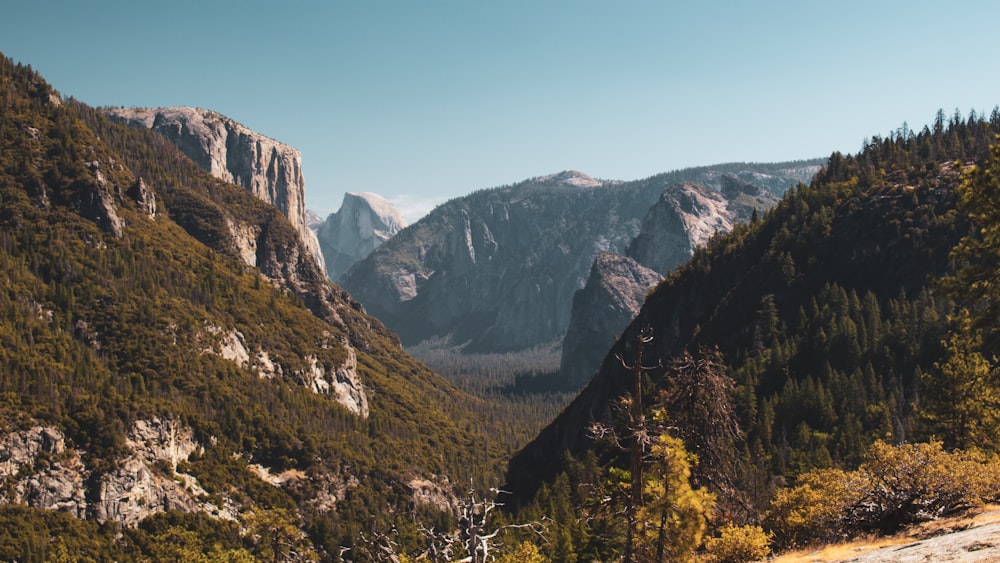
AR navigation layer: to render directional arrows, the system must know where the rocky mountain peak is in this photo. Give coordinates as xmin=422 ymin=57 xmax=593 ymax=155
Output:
xmin=315 ymin=191 xmax=408 ymax=281
xmin=627 ymin=182 xmax=734 ymax=275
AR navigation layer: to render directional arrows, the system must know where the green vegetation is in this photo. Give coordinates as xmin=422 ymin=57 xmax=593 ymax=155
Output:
xmin=5 ymin=48 xmax=1000 ymax=561
xmin=0 ymin=53 xmax=510 ymax=558
xmin=506 ymin=109 xmax=1000 ymax=561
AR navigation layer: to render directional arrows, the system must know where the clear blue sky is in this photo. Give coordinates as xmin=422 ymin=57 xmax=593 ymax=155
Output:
xmin=3 ymin=1 xmax=999 ymax=221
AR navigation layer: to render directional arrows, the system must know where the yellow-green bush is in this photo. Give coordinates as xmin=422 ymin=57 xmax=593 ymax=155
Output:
xmin=766 ymin=441 xmax=1000 ymax=549
xmin=704 ymin=524 xmax=772 ymax=563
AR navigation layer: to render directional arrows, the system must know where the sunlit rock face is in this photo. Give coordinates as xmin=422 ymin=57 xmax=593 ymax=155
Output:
xmin=316 ymin=191 xmax=407 ymax=281
xmin=103 ymin=106 xmax=324 ymax=270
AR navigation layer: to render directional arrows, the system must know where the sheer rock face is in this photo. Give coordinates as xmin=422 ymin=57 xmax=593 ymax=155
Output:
xmin=78 ymin=160 xmax=124 ymax=238
xmin=0 ymin=426 xmax=87 ymax=518
xmin=316 ymin=192 xmax=408 ymax=281
xmin=103 ymin=107 xmax=324 ymax=270
xmin=341 ymin=170 xmax=658 ymax=352
xmin=627 ymin=182 xmax=736 ymax=275
xmin=559 ymin=252 xmax=662 ymax=388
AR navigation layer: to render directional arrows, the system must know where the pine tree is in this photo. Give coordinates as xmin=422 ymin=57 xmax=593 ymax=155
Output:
xmin=921 ymin=313 xmax=1000 ymax=450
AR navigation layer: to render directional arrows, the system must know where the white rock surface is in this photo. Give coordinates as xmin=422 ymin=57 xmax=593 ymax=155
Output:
xmin=315 ymin=192 xmax=407 ymax=281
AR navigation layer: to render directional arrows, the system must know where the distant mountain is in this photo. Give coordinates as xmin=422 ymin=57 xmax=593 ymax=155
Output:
xmin=341 ymin=165 xmax=819 ymax=355
xmin=0 ymin=54 xmax=497 ymax=557
xmin=507 ymin=113 xmax=997 ymax=508
xmin=305 ymin=208 xmax=324 ymax=229
xmin=103 ymin=106 xmax=325 ymax=271
xmin=315 ymin=192 xmax=407 ymax=281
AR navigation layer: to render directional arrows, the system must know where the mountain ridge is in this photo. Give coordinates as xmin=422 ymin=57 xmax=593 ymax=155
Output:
xmin=341 ymin=162 xmax=820 ymax=354
xmin=506 ymin=114 xmax=994 ymax=508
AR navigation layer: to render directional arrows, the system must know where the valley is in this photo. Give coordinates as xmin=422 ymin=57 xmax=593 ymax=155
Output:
xmin=2 ymin=49 xmax=1000 ymax=563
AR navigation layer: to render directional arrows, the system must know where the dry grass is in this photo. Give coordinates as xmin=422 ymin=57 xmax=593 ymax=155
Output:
xmin=767 ymin=505 xmax=1000 ymax=563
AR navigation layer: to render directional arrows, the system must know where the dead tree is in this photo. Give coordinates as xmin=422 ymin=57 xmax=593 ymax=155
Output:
xmin=589 ymin=326 xmax=661 ymax=563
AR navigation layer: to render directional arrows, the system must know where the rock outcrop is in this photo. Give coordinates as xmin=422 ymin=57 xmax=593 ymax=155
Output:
xmin=103 ymin=106 xmax=324 ymax=269
xmin=77 ymin=159 xmax=124 ymax=238
xmin=559 ymin=252 xmax=662 ymax=388
xmin=0 ymin=420 xmax=235 ymax=527
xmin=315 ymin=192 xmax=407 ymax=281
xmin=0 ymin=426 xmax=87 ymax=518
xmin=627 ymin=182 xmax=737 ymax=275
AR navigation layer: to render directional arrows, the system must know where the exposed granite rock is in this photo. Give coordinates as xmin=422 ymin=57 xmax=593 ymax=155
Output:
xmin=0 ymin=420 xmax=237 ymax=526
xmin=0 ymin=426 xmax=88 ymax=518
xmin=78 ymin=160 xmax=124 ymax=238
xmin=326 ymin=339 xmax=369 ymax=418
xmin=0 ymin=426 xmax=68 ymax=477
xmin=92 ymin=456 xmax=200 ymax=526
xmin=201 ymin=323 xmax=369 ymax=416
xmin=409 ymin=475 xmax=458 ymax=514
xmin=127 ymin=418 xmax=203 ymax=472
xmin=341 ymin=170 xmax=655 ymax=352
xmin=315 ymin=192 xmax=408 ymax=281
xmin=627 ymin=182 xmax=735 ymax=275
xmin=18 ymin=459 xmax=88 ymax=518
xmin=559 ymin=252 xmax=662 ymax=388
xmin=103 ymin=106 xmax=324 ymax=269
xmin=128 ymin=177 xmax=156 ymax=218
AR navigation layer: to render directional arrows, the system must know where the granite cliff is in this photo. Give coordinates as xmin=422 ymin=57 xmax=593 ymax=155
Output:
xmin=103 ymin=106 xmax=324 ymax=270
xmin=0 ymin=56 xmax=496 ymax=551
xmin=315 ymin=191 xmax=407 ymax=281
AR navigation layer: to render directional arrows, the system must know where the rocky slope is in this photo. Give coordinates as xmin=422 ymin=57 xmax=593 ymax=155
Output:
xmin=559 ymin=252 xmax=662 ymax=387
xmin=103 ymin=106 xmax=325 ymax=270
xmin=341 ymin=165 xmax=817 ymax=355
xmin=315 ymin=191 xmax=407 ymax=281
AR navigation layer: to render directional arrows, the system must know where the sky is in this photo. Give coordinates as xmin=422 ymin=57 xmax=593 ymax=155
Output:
xmin=3 ymin=1 xmax=1000 ymax=222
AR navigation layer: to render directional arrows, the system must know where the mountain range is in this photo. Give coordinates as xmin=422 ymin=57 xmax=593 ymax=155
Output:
xmin=340 ymin=165 xmax=820 ymax=359
xmin=507 ymin=112 xmax=997 ymax=515
xmin=4 ymin=49 xmax=999 ymax=561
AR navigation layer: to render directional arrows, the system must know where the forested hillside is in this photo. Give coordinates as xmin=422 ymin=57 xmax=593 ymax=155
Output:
xmin=505 ymin=110 xmax=1000 ymax=559
xmin=0 ymin=55 xmax=505 ymax=560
